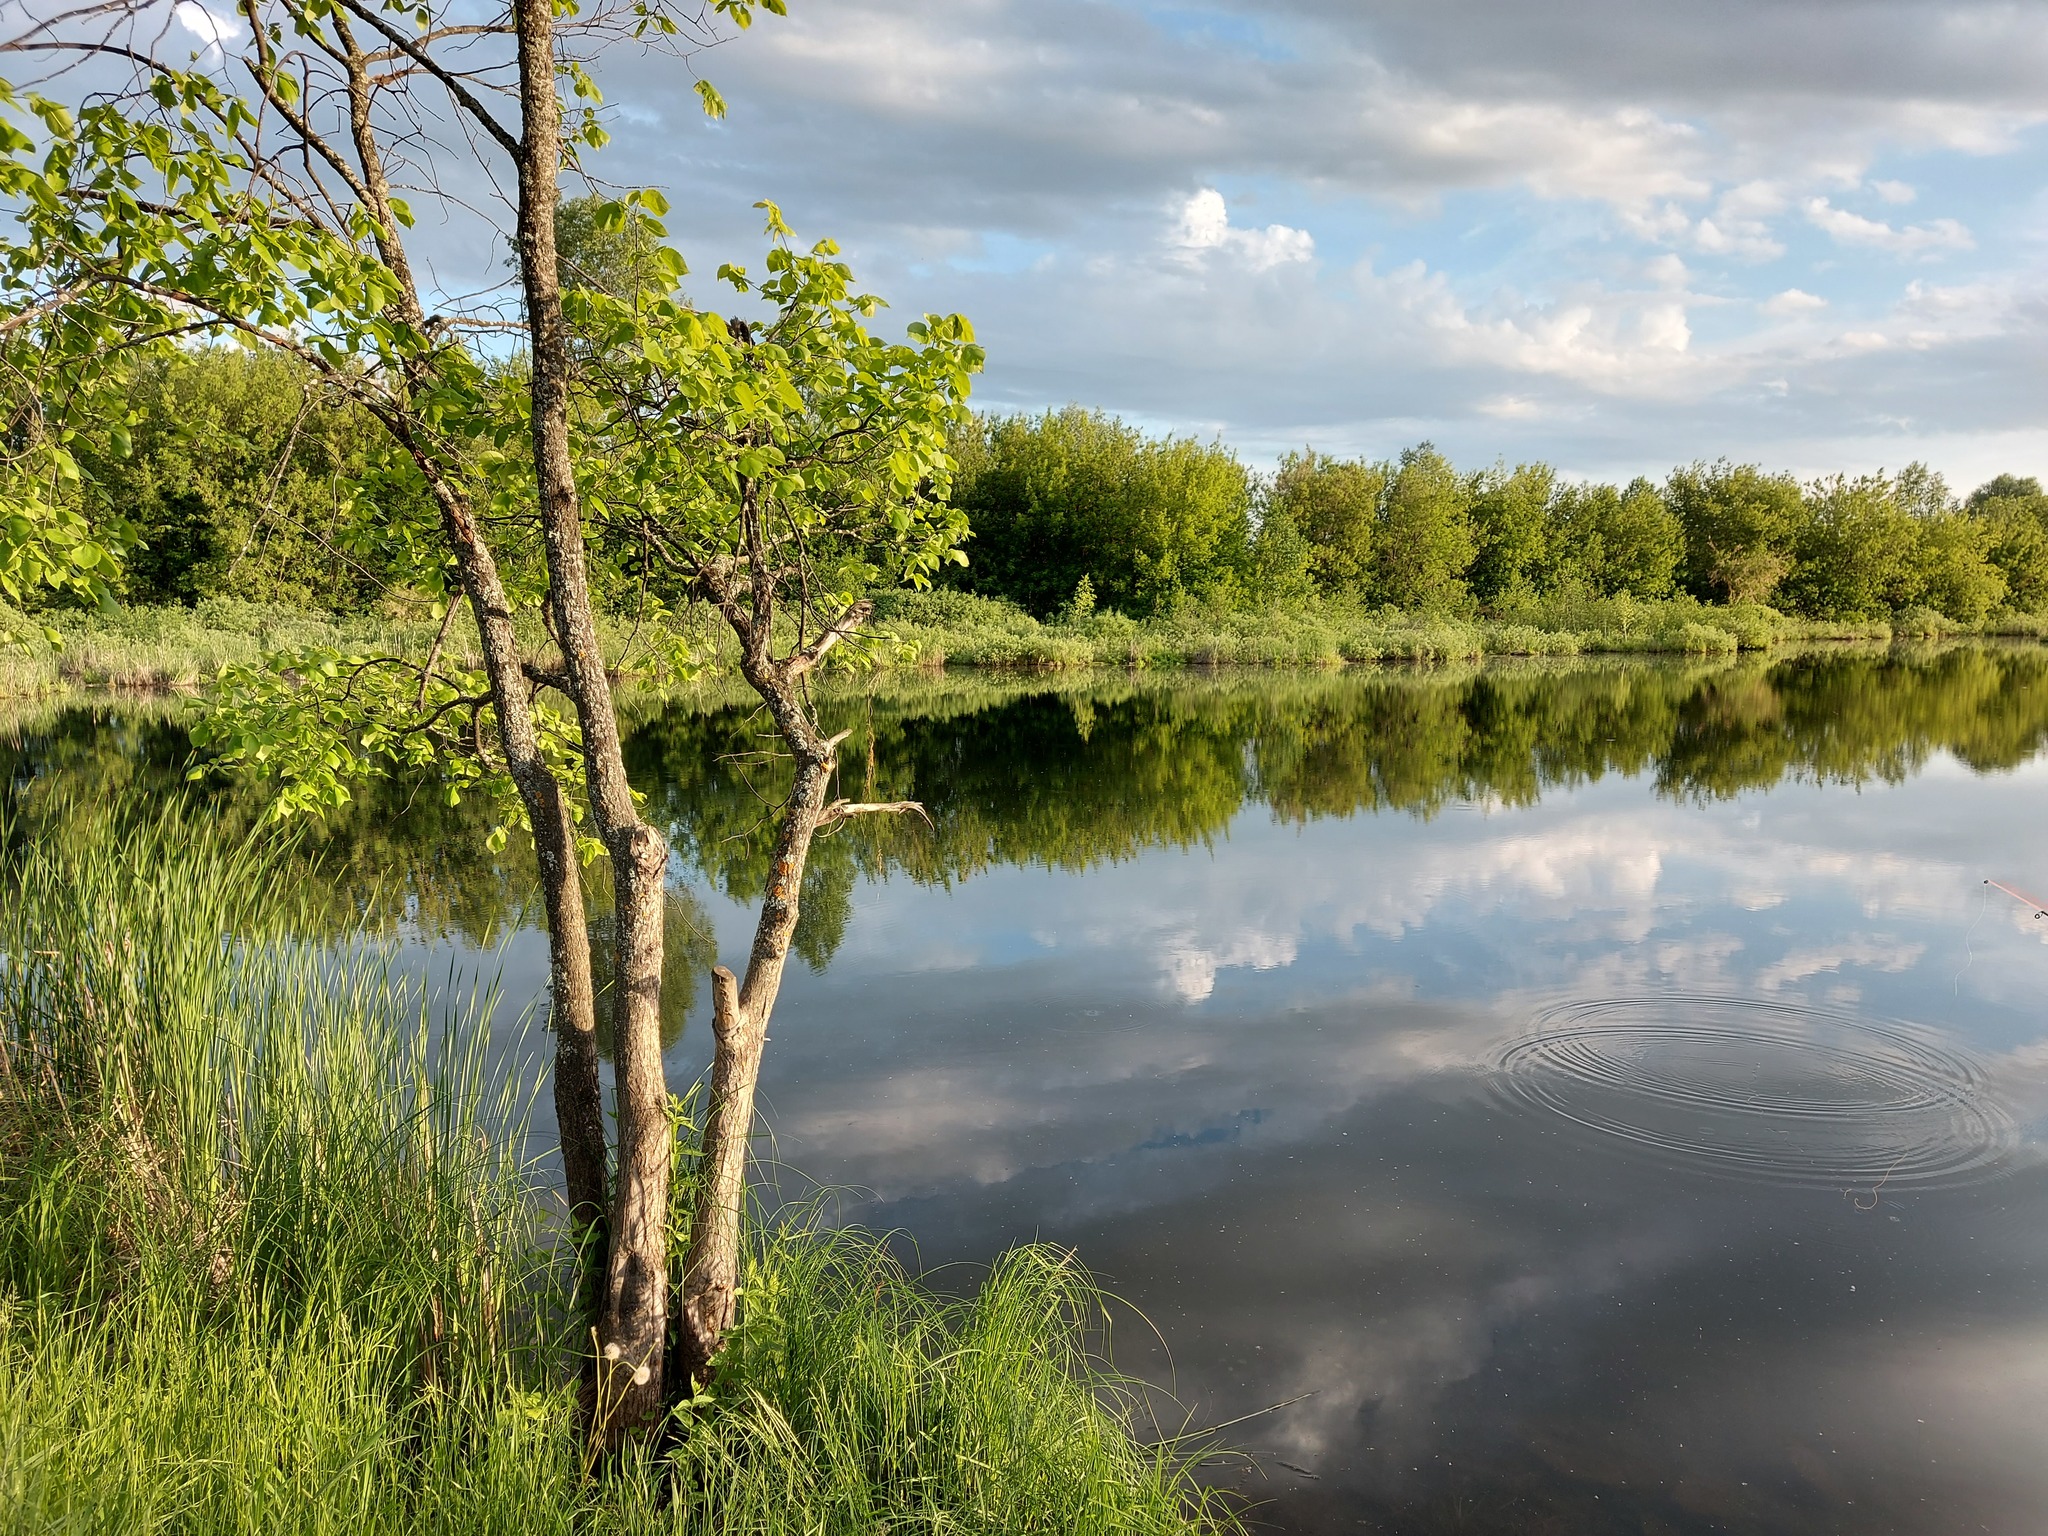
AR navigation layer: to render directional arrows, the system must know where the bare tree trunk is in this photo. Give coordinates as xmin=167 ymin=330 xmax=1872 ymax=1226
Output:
xmin=509 ymin=0 xmax=671 ymax=1446
xmin=416 ymin=473 xmax=610 ymax=1229
xmin=676 ymin=745 xmax=836 ymax=1384
xmin=537 ymin=785 xmax=606 ymax=1230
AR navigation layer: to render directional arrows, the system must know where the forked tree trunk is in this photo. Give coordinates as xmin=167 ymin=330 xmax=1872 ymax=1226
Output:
xmin=509 ymin=0 xmax=673 ymax=1446
xmin=676 ymin=745 xmax=837 ymax=1384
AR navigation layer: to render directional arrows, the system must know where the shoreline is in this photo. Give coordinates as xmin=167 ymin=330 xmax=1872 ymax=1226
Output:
xmin=5 ymin=595 xmax=2047 ymax=703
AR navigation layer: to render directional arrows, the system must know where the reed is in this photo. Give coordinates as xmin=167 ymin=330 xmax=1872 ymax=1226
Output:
xmin=0 ymin=810 xmax=1242 ymax=1534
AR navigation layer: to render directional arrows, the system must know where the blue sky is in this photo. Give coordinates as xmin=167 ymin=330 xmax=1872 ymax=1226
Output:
xmin=556 ymin=0 xmax=2048 ymax=490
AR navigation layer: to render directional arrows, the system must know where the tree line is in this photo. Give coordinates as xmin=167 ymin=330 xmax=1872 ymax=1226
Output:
xmin=947 ymin=407 xmax=2048 ymax=624
xmin=44 ymin=355 xmax=2048 ymax=630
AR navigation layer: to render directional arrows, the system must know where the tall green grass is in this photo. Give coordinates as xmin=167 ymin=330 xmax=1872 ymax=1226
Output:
xmin=868 ymin=588 xmax=1914 ymax=670
xmin=0 ymin=811 xmax=1242 ymax=1534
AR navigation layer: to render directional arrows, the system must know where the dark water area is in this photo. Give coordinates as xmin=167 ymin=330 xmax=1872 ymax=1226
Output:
xmin=9 ymin=644 xmax=2048 ymax=1534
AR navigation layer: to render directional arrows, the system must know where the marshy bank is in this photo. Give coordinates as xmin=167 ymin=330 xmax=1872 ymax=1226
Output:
xmin=8 ymin=591 xmax=2048 ymax=701
xmin=0 ymin=814 xmax=1245 ymax=1535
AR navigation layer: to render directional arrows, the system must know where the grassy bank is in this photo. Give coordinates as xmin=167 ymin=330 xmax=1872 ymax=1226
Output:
xmin=0 ymin=813 xmax=1242 ymax=1534
xmin=869 ymin=590 xmax=2048 ymax=669
xmin=8 ymin=590 xmax=2047 ymax=699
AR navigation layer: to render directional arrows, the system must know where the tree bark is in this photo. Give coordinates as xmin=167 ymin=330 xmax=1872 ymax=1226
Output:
xmin=508 ymin=0 xmax=672 ymax=1446
xmin=537 ymin=785 xmax=606 ymax=1231
xmin=676 ymin=744 xmax=837 ymax=1384
xmin=415 ymin=472 xmax=610 ymax=1231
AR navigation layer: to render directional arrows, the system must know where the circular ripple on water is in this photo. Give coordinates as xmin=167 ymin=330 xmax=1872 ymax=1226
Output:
xmin=1489 ymin=996 xmax=2017 ymax=1190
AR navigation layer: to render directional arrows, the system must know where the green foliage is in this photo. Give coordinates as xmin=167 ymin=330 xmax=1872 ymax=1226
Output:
xmin=1546 ymin=478 xmax=1681 ymax=599
xmin=0 ymin=69 xmax=454 ymax=578
xmin=1267 ymin=448 xmax=1383 ymax=595
xmin=190 ymin=644 xmax=590 ymax=848
xmin=1780 ymin=470 xmax=2010 ymax=624
xmin=1666 ymin=459 xmax=1803 ymax=603
xmin=1905 ymin=511 xmax=2006 ymax=624
xmin=948 ymin=408 xmax=1252 ymax=617
xmin=666 ymin=1232 xmax=1243 ymax=1535
xmin=1372 ymin=443 xmax=1476 ymax=611
xmin=74 ymin=348 xmax=421 ymax=607
xmin=571 ymin=207 xmax=981 ymax=626
xmin=1969 ymin=476 xmax=2048 ymax=612
xmin=1466 ymin=460 xmax=1555 ymax=603
xmin=1247 ymin=500 xmax=1317 ymax=606
xmin=554 ymin=192 xmax=680 ymax=307
xmin=1781 ymin=473 xmax=1918 ymax=620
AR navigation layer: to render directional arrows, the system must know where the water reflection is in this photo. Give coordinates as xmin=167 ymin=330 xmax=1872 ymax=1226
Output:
xmin=9 ymin=643 xmax=2048 ymax=1533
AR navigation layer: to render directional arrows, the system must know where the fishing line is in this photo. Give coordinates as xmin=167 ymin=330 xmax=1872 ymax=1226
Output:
xmin=1954 ymin=880 xmax=1986 ymax=1001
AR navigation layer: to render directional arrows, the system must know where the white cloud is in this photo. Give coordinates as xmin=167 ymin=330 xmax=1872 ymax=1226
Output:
xmin=1754 ymin=938 xmax=1925 ymax=991
xmin=1686 ymin=181 xmax=1791 ymax=259
xmin=1350 ymin=258 xmax=1698 ymax=394
xmin=1160 ymin=928 xmax=1297 ymax=1002
xmin=1805 ymin=197 xmax=1975 ymax=256
xmin=1645 ymin=253 xmax=1690 ymax=287
xmin=1172 ymin=189 xmax=1313 ymax=271
xmin=173 ymin=0 xmax=246 ymax=51
xmin=1762 ymin=288 xmax=1829 ymax=315
xmin=580 ymin=0 xmax=2048 ymax=479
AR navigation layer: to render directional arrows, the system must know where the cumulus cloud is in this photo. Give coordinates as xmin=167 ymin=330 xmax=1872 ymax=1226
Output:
xmin=1170 ymin=189 xmax=1313 ymax=271
xmin=1347 ymin=258 xmax=1698 ymax=394
xmin=172 ymin=0 xmax=246 ymax=51
xmin=1804 ymin=197 xmax=1976 ymax=255
xmin=1762 ymin=288 xmax=1829 ymax=315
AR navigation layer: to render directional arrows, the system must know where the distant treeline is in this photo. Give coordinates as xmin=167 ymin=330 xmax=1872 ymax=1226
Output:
xmin=949 ymin=409 xmax=2048 ymax=625
xmin=64 ymin=349 xmax=2048 ymax=626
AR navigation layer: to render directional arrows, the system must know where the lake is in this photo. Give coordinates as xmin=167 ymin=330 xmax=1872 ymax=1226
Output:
xmin=9 ymin=644 xmax=2048 ymax=1534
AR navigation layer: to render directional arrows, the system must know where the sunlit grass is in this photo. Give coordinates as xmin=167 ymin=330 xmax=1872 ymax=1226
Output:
xmin=0 ymin=810 xmax=1243 ymax=1535
xmin=14 ymin=588 xmax=2044 ymax=700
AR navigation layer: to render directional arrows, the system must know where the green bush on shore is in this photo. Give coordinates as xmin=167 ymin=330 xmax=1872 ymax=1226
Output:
xmin=0 ymin=812 xmax=1243 ymax=1534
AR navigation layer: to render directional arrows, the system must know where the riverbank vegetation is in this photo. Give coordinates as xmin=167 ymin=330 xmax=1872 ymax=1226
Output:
xmin=6 ymin=577 xmax=2041 ymax=702
xmin=7 ymin=349 xmax=2044 ymax=698
xmin=0 ymin=813 xmax=1243 ymax=1534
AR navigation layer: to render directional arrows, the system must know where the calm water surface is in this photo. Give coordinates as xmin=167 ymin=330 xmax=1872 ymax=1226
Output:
xmin=11 ymin=646 xmax=2048 ymax=1534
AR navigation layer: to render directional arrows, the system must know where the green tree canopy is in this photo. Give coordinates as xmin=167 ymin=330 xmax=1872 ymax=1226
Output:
xmin=1372 ymin=442 xmax=1476 ymax=611
xmin=1466 ymin=460 xmax=1555 ymax=604
xmin=1547 ymin=477 xmax=1681 ymax=599
xmin=74 ymin=348 xmax=425 ymax=607
xmin=948 ymin=407 xmax=1250 ymax=616
xmin=1267 ymin=448 xmax=1385 ymax=595
xmin=1667 ymin=460 xmax=1803 ymax=603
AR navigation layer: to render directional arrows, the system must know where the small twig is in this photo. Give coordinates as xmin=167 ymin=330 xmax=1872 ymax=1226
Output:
xmin=817 ymin=798 xmax=930 ymax=830
xmin=1152 ymin=1389 xmax=1318 ymax=1447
